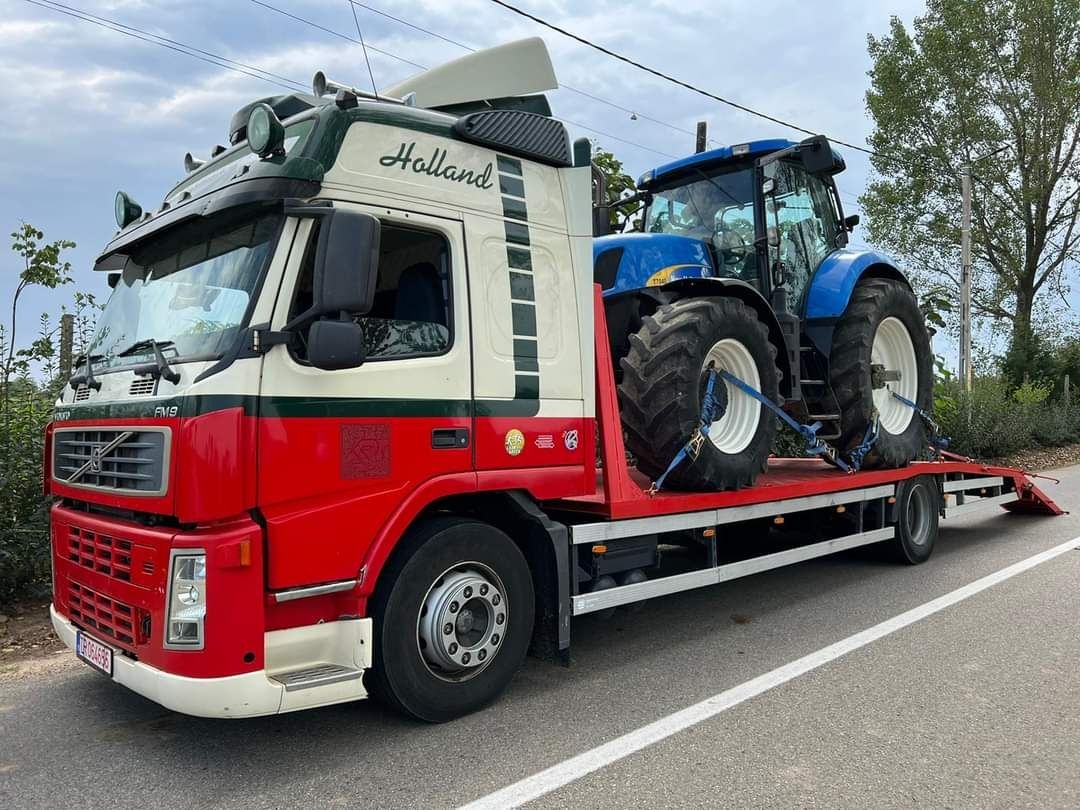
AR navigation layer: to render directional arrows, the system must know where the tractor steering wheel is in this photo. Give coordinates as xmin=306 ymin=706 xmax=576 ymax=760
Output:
xmin=713 ymin=227 xmax=750 ymax=267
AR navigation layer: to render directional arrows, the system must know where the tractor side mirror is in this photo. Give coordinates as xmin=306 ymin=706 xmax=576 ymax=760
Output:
xmin=844 ymin=213 xmax=860 ymax=231
xmin=798 ymin=135 xmax=835 ymax=175
xmin=593 ymin=205 xmax=611 ymax=237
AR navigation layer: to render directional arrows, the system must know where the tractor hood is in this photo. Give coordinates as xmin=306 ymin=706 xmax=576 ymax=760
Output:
xmin=593 ymin=232 xmax=714 ymax=296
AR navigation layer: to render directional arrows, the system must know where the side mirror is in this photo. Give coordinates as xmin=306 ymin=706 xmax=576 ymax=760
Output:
xmin=107 ymin=272 xmax=120 ymax=289
xmin=762 ymin=177 xmax=776 ymax=196
xmin=593 ymin=206 xmax=611 ymax=237
xmin=798 ymin=135 xmax=835 ymax=175
xmin=308 ymin=319 xmax=366 ymax=370
xmin=311 ymin=209 xmax=381 ymax=317
xmin=844 ymin=213 xmax=860 ymax=231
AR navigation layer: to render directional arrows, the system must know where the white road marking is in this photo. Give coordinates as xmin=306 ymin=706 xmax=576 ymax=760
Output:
xmin=460 ymin=534 xmax=1080 ymax=810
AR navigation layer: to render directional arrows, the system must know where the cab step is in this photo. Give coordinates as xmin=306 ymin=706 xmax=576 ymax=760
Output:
xmin=269 ymin=663 xmax=363 ymax=692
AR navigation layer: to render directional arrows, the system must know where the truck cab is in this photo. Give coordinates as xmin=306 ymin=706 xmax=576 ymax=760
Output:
xmin=48 ymin=40 xmax=596 ymax=718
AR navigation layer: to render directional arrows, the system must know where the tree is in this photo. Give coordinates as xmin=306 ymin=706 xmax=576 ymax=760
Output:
xmin=861 ymin=0 xmax=1080 ymax=356
xmin=4 ymin=224 xmax=75 ymax=414
xmin=591 ymin=145 xmax=638 ymax=228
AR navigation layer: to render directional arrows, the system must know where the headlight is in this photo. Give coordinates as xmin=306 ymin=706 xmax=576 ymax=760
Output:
xmin=166 ymin=551 xmax=206 ymax=648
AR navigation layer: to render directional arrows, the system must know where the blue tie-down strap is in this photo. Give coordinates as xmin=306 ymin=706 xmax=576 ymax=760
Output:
xmin=890 ymin=391 xmax=950 ymax=451
xmin=651 ymin=367 xmax=854 ymax=493
xmin=653 ymin=368 xmax=724 ymax=492
xmin=847 ymin=416 xmax=880 ymax=471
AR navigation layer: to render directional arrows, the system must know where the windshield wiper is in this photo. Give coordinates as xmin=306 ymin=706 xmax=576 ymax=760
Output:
xmin=117 ymin=338 xmax=176 ymax=357
xmin=69 ymin=353 xmax=104 ymax=391
xmin=119 ymin=338 xmax=181 ymax=384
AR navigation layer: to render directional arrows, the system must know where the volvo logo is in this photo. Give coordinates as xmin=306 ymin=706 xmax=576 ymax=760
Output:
xmin=67 ymin=431 xmax=133 ymax=483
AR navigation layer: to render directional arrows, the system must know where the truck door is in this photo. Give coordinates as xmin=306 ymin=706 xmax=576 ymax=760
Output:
xmin=257 ymin=206 xmax=473 ymax=590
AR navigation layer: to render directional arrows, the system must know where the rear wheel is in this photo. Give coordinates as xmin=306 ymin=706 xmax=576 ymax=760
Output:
xmin=830 ymin=278 xmax=932 ymax=468
xmin=369 ymin=518 xmax=534 ymax=722
xmin=619 ymin=297 xmax=779 ymax=491
xmin=890 ymin=475 xmax=940 ymax=564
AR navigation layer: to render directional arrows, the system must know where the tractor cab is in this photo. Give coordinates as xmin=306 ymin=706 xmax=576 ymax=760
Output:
xmin=597 ymin=136 xmax=852 ymax=312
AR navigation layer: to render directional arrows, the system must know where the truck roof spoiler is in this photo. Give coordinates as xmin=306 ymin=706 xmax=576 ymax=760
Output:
xmin=383 ymin=37 xmax=558 ymax=111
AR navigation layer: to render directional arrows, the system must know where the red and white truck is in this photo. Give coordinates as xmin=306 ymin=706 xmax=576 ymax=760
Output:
xmin=47 ymin=40 xmax=1061 ymax=722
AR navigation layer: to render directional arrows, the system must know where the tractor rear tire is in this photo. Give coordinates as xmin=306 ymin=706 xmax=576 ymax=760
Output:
xmin=619 ymin=297 xmax=779 ymax=491
xmin=830 ymin=278 xmax=933 ymax=469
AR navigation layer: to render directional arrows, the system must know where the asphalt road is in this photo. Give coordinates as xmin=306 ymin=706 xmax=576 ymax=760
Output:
xmin=1 ymin=467 xmax=1077 ymax=810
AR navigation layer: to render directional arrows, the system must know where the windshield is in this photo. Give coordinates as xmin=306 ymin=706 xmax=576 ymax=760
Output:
xmin=644 ymin=166 xmax=757 ymax=280
xmin=87 ymin=210 xmax=282 ymax=371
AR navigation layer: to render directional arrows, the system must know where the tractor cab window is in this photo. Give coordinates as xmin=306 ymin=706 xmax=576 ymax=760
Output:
xmin=644 ymin=167 xmax=757 ymax=283
xmin=289 ymin=222 xmax=452 ymax=362
xmin=767 ymin=162 xmax=840 ymax=305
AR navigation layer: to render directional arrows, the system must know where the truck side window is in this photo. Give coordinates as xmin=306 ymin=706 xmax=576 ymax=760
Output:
xmin=289 ymin=222 xmax=452 ymax=363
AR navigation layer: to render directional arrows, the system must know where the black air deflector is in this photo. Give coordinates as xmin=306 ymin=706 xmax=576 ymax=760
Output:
xmin=453 ymin=110 xmax=572 ymax=167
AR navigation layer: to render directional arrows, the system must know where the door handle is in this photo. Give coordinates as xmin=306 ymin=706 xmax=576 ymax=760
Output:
xmin=431 ymin=428 xmax=469 ymax=449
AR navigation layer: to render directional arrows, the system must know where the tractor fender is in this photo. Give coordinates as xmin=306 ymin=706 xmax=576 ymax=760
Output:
xmin=658 ymin=277 xmax=794 ymax=398
xmin=803 ymin=248 xmax=910 ymax=320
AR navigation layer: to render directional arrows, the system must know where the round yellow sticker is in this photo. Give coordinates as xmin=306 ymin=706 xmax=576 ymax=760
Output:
xmin=504 ymin=429 xmax=525 ymax=457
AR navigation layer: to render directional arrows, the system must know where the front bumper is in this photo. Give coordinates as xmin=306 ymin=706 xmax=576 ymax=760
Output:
xmin=52 ymin=605 xmax=371 ymax=718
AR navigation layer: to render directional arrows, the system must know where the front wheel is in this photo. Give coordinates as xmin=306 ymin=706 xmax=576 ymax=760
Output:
xmin=830 ymin=278 xmax=933 ymax=468
xmin=368 ymin=518 xmax=534 ymax=722
xmin=619 ymin=297 xmax=779 ymax=491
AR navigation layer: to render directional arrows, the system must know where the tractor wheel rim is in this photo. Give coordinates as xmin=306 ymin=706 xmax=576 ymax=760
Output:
xmin=872 ymin=316 xmax=918 ymax=435
xmin=417 ymin=563 xmax=506 ymax=682
xmin=702 ymin=338 xmax=762 ymax=454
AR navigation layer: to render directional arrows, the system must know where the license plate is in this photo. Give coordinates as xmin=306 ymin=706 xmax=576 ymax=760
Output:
xmin=76 ymin=631 xmax=114 ymax=677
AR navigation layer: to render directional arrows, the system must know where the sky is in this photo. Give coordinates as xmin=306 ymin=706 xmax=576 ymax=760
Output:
xmin=1 ymin=0 xmax=931 ymax=367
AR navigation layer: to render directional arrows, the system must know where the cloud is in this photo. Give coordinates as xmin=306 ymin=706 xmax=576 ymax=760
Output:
xmin=2 ymin=0 xmax=929 ymax=353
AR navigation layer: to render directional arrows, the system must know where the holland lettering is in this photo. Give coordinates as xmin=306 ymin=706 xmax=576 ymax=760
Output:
xmin=379 ymin=141 xmax=495 ymax=190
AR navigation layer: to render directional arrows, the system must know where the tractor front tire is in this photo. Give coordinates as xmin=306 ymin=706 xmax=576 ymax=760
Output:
xmin=619 ymin=297 xmax=779 ymax=491
xmin=830 ymin=278 xmax=933 ymax=469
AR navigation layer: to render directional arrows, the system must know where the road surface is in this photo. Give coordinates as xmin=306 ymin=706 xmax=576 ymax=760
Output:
xmin=1 ymin=466 xmax=1077 ymax=809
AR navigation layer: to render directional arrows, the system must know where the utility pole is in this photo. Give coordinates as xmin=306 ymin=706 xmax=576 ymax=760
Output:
xmin=695 ymin=121 xmax=707 ymax=154
xmin=960 ymin=164 xmax=973 ymax=393
xmin=59 ymin=313 xmax=74 ymax=381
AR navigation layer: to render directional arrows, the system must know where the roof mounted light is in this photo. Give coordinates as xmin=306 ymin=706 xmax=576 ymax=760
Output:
xmin=246 ymin=103 xmax=285 ymax=158
xmin=114 ymin=191 xmax=142 ymax=229
xmin=183 ymin=152 xmax=205 ymax=173
xmin=732 ymin=143 xmax=750 ymax=156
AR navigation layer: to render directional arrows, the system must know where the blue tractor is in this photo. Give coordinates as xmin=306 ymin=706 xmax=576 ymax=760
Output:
xmin=593 ymin=136 xmax=932 ymax=491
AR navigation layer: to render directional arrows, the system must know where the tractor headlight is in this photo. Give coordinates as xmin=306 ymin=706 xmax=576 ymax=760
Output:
xmin=166 ymin=551 xmax=206 ymax=648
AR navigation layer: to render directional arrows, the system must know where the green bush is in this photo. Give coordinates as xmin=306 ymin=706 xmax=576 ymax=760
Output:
xmin=0 ymin=380 xmax=54 ymax=603
xmin=935 ymin=376 xmax=1078 ymax=458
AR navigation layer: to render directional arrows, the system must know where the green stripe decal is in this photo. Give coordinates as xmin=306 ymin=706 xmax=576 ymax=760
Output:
xmin=499 ymin=175 xmax=525 ymax=198
xmin=497 ymin=153 xmax=540 ymax=406
xmin=497 ymin=155 xmax=523 ymax=176
xmin=509 ymin=272 xmax=535 ymax=302
xmin=504 ymin=222 xmax=530 ymax=246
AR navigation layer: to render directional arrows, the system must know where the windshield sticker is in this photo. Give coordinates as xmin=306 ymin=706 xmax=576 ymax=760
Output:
xmin=379 ymin=141 xmax=494 ymax=190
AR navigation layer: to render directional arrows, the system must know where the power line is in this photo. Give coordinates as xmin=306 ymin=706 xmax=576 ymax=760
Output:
xmin=347 ymin=0 xmax=380 ymax=97
xmin=249 ymin=0 xmax=679 ymax=160
xmin=486 ymin=0 xmax=877 ymax=158
xmin=26 ymin=0 xmax=306 ymax=93
xmin=346 ymin=0 xmax=716 ymax=147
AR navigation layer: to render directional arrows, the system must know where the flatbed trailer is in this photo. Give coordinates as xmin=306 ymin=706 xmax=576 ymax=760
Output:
xmin=540 ymin=289 xmax=1062 ymax=632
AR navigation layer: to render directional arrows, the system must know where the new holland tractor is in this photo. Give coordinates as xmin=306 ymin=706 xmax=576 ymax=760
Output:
xmin=593 ymin=137 xmax=933 ymax=491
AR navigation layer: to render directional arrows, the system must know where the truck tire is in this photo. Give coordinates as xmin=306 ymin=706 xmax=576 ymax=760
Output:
xmin=890 ymin=475 xmax=939 ymax=564
xmin=830 ymin=278 xmax=932 ymax=469
xmin=619 ymin=297 xmax=779 ymax=491
xmin=368 ymin=517 xmax=534 ymax=722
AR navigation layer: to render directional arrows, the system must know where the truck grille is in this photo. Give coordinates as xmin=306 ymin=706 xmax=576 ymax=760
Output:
xmin=66 ymin=581 xmax=145 ymax=650
xmin=67 ymin=526 xmax=135 ymax=582
xmin=52 ymin=427 xmax=170 ymax=496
